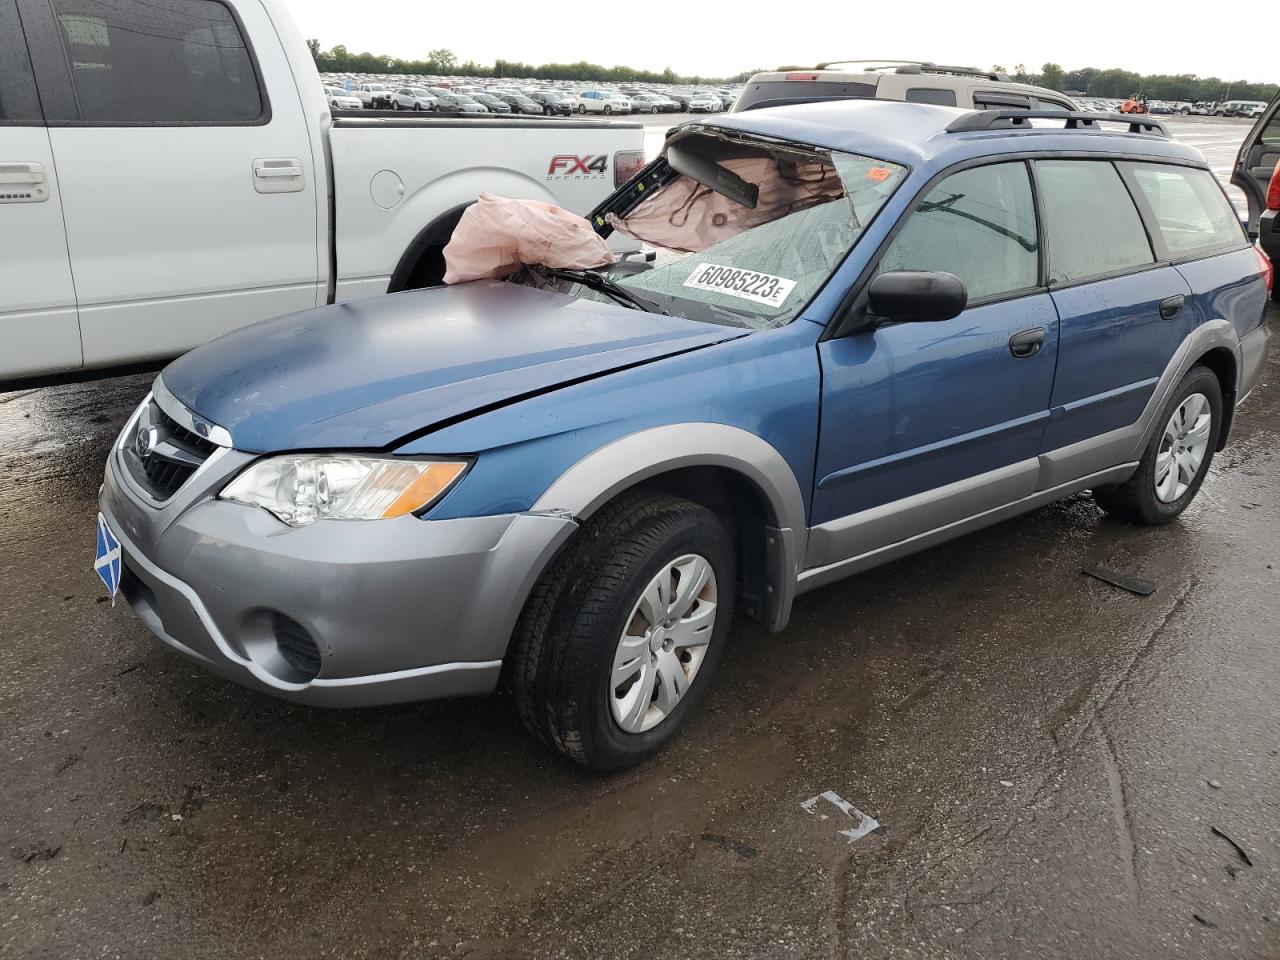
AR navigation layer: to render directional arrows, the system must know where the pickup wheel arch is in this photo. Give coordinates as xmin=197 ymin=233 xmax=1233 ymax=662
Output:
xmin=386 ymin=203 xmax=471 ymax=292
xmin=530 ymin=424 xmax=807 ymax=632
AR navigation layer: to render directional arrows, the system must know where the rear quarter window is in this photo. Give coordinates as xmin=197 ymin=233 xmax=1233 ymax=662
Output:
xmin=1036 ymin=160 xmax=1154 ymax=283
xmin=905 ymin=88 xmax=958 ymax=107
xmin=1122 ymin=163 xmax=1246 ymax=258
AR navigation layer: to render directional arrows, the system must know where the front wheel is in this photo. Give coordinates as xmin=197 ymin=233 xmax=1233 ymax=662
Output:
xmin=1092 ymin=366 xmax=1222 ymax=524
xmin=603 ymin=105 xmax=613 ymax=115
xmin=506 ymin=491 xmax=735 ymax=771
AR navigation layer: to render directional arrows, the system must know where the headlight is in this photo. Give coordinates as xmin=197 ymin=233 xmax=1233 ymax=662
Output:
xmin=220 ymin=456 xmax=469 ymax=526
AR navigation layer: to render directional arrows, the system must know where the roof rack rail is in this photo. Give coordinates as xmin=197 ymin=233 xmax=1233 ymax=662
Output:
xmin=814 ymin=59 xmax=1009 ymax=82
xmin=945 ymin=110 xmax=1170 ymax=137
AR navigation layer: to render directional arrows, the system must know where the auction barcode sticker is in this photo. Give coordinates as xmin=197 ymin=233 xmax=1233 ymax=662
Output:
xmin=682 ymin=263 xmax=797 ymax=308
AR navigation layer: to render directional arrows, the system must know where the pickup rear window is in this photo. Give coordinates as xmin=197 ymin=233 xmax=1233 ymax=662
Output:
xmin=735 ymin=79 xmax=877 ymax=112
xmin=46 ymin=0 xmax=263 ymax=124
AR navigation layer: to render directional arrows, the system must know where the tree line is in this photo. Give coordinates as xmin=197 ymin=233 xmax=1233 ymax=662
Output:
xmin=307 ymin=43 xmax=1277 ymax=102
xmin=995 ymin=63 xmax=1275 ymax=102
xmin=307 ymin=42 xmax=724 ymax=85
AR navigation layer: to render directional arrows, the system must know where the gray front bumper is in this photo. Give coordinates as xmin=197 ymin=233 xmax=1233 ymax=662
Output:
xmin=101 ymin=441 xmax=576 ymax=707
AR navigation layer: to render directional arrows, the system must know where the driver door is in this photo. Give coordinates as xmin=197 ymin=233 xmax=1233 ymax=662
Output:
xmin=809 ymin=160 xmax=1058 ymax=568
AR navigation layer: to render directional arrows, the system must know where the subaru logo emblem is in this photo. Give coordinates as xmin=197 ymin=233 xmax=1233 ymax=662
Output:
xmin=135 ymin=424 xmax=159 ymax=459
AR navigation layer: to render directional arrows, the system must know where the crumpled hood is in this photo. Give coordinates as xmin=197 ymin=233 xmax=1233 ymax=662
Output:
xmin=161 ymin=281 xmax=744 ymax=452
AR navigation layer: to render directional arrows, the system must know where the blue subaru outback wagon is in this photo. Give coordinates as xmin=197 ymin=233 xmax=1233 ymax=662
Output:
xmin=98 ymin=101 xmax=1272 ymax=770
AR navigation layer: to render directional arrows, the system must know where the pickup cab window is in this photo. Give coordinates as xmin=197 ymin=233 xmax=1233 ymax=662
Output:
xmin=46 ymin=0 xmax=263 ymax=123
xmin=0 ymin=1 xmax=42 ymax=123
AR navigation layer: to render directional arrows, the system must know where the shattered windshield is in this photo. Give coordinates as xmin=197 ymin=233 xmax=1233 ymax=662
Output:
xmin=593 ymin=137 xmax=906 ymax=329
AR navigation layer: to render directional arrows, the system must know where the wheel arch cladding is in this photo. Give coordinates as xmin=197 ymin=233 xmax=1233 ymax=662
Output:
xmin=1193 ymin=346 xmax=1238 ymax=449
xmin=531 ymin=424 xmax=808 ymax=631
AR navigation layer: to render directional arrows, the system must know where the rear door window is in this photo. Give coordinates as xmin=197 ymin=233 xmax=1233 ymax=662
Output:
xmin=905 ymin=87 xmax=958 ymax=107
xmin=1036 ymin=160 xmax=1154 ymax=283
xmin=44 ymin=0 xmax=263 ymax=123
xmin=0 ymin=0 xmax=42 ymax=123
xmin=1122 ymin=163 xmax=1246 ymax=258
xmin=878 ymin=161 xmax=1040 ymax=301
xmin=974 ymin=92 xmax=1031 ymax=110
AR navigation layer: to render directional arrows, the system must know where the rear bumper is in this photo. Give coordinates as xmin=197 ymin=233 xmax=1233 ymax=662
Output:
xmin=1238 ymin=316 xmax=1273 ymax=404
xmin=101 ymin=439 xmax=577 ymax=707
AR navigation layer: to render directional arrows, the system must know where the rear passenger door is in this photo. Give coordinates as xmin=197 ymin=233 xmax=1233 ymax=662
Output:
xmin=1037 ymin=159 xmax=1192 ymax=454
xmin=0 ymin=0 xmax=81 ymax=380
xmin=812 ymin=161 xmax=1059 ymax=559
xmin=18 ymin=0 xmax=321 ymax=369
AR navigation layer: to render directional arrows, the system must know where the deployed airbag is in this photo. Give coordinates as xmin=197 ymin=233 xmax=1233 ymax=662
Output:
xmin=443 ymin=192 xmax=618 ymax=284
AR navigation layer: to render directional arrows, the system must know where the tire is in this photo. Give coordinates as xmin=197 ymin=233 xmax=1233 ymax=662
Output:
xmin=505 ymin=490 xmax=736 ymax=771
xmin=576 ymin=104 xmax=585 ymax=114
xmin=1092 ymin=365 xmax=1223 ymax=525
xmin=604 ymin=105 xmax=613 ymax=115
xmin=413 ymin=103 xmax=420 ymax=111
xmin=651 ymin=106 xmax=659 ymax=114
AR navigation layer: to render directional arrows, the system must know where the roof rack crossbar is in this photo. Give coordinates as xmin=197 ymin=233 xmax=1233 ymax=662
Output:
xmin=945 ymin=110 xmax=1170 ymax=137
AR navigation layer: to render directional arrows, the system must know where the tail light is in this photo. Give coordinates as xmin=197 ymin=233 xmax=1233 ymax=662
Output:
xmin=1267 ymin=164 xmax=1280 ymax=211
xmin=1256 ymin=245 xmax=1273 ymax=295
xmin=613 ymin=150 xmax=645 ymax=188
xmin=785 ymin=72 xmax=819 ymax=81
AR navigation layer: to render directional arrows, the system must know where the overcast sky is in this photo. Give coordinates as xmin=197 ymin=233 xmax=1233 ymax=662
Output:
xmin=282 ymin=0 xmax=1276 ymax=82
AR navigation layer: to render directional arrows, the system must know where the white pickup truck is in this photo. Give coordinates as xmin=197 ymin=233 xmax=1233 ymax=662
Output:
xmin=0 ymin=0 xmax=644 ymax=383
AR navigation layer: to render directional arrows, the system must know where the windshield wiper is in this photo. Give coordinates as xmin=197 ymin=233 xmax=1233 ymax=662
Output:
xmin=539 ymin=267 xmax=670 ymax=315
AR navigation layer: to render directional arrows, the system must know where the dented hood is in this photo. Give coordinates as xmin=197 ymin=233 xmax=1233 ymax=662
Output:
xmin=162 ymin=281 xmax=743 ymax=453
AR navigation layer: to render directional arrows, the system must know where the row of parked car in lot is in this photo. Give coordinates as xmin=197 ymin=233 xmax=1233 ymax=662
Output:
xmin=1074 ymin=96 xmax=1270 ymax=117
xmin=322 ymin=77 xmax=740 ymax=114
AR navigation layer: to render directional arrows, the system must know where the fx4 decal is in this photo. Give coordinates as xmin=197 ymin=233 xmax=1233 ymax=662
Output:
xmin=547 ymin=155 xmax=609 ymax=180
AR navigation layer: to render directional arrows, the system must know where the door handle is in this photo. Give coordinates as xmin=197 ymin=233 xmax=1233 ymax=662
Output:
xmin=252 ymin=158 xmax=305 ymax=194
xmin=0 ymin=162 xmax=49 ymax=203
xmin=1159 ymin=295 xmax=1185 ymax=320
xmin=1009 ymin=326 xmax=1046 ymax=358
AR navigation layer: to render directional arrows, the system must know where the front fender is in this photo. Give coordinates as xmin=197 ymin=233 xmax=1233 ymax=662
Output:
xmin=531 ymin=423 xmax=808 ymax=629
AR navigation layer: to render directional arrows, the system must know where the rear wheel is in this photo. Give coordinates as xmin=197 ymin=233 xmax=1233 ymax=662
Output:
xmin=577 ymin=103 xmax=586 ymax=114
xmin=1092 ymin=366 xmax=1222 ymax=524
xmin=506 ymin=490 xmax=735 ymax=771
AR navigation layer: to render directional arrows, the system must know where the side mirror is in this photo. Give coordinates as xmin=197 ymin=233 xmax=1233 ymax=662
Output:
xmin=867 ymin=271 xmax=967 ymax=323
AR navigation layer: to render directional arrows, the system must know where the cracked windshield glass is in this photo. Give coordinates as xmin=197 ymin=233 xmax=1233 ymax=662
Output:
xmin=596 ymin=140 xmax=906 ymax=328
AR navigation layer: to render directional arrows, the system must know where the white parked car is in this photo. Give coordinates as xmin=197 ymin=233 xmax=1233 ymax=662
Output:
xmin=392 ymin=87 xmax=439 ymax=111
xmin=576 ymin=90 xmax=631 ymax=115
xmin=0 ymin=0 xmax=643 ymax=382
xmin=324 ymin=86 xmax=362 ymax=111
xmin=356 ymin=82 xmax=392 ymax=108
xmin=686 ymin=92 xmax=722 ymax=113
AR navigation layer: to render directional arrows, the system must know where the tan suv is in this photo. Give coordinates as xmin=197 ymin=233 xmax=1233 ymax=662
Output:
xmin=732 ymin=60 xmax=1078 ymax=113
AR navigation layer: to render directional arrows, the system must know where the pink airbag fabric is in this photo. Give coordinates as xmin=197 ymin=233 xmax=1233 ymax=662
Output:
xmin=443 ymin=192 xmax=618 ymax=283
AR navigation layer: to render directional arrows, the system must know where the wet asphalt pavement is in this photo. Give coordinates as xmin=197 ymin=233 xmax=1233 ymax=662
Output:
xmin=2 ymin=120 xmax=1278 ymax=960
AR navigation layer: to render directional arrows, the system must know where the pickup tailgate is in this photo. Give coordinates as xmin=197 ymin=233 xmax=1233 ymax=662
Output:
xmin=329 ymin=116 xmax=645 ymax=298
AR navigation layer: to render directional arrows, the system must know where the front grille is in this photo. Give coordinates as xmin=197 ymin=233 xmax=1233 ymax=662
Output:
xmin=273 ymin=613 xmax=322 ymax=679
xmin=122 ymin=396 xmax=219 ymax=502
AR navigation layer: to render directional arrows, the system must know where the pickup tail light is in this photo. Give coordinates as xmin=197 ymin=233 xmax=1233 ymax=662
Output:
xmin=614 ymin=150 xmax=645 ymax=188
xmin=1267 ymin=164 xmax=1280 ymax=211
xmin=1256 ymin=245 xmax=1273 ymax=295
